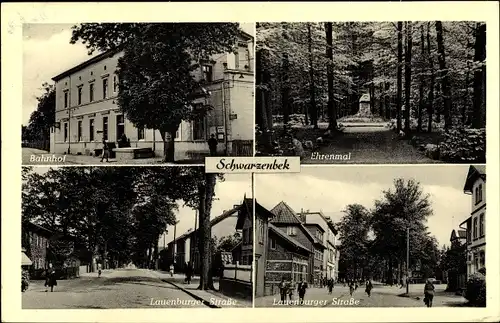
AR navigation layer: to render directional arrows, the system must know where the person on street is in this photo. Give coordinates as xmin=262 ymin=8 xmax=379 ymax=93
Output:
xmin=98 ymin=263 xmax=102 ymax=278
xmin=349 ymin=280 xmax=355 ymax=296
xmin=365 ymin=280 xmax=373 ymax=297
xmin=399 ymin=278 xmax=405 ymax=289
xmin=297 ymin=279 xmax=308 ymax=304
xmin=287 ymin=279 xmax=294 ymax=301
xmin=278 ymin=277 xmax=287 ymax=302
xmin=424 ymin=279 xmax=435 ymax=307
xmin=328 ymin=279 xmax=334 ymax=294
xmin=208 ymin=134 xmax=218 ymax=156
xmin=169 ymin=264 xmax=175 ymax=277
xmin=100 ymin=139 xmax=109 ymax=162
xmin=44 ymin=263 xmax=57 ymax=292
xmin=185 ymin=262 xmax=193 ymax=284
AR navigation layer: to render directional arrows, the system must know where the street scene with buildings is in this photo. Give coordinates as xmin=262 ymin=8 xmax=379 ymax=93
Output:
xmin=21 ymin=166 xmax=253 ymax=308
xmin=256 ymin=22 xmax=486 ymax=164
xmin=254 ymin=165 xmax=486 ymax=307
xmin=22 ymin=23 xmax=254 ymax=165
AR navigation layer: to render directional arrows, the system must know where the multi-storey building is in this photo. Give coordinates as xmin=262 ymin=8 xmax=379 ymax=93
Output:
xmin=22 ymin=221 xmax=53 ymax=272
xmin=460 ymin=165 xmax=486 ymax=277
xmin=299 ymin=211 xmax=339 ymax=281
xmin=270 ymin=201 xmax=326 ymax=286
xmin=50 ymin=30 xmax=254 ymax=161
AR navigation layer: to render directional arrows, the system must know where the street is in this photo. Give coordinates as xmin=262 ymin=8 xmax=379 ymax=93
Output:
xmin=22 ymin=268 xmax=209 ymax=309
xmin=302 ymin=125 xmax=439 ymax=164
xmin=255 ymin=282 xmax=468 ymax=308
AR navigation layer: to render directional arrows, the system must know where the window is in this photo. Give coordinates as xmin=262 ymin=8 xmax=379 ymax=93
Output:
xmin=202 ymin=65 xmax=213 ymax=82
xmin=478 ymin=184 xmax=483 ymax=203
xmin=89 ymin=119 xmax=95 ymax=141
xmin=270 ymin=238 xmax=276 ymax=250
xmin=113 ymin=76 xmax=118 ymax=93
xmin=102 ymin=117 xmax=108 ymax=141
xmin=479 ymin=251 xmax=485 ymax=268
xmin=258 ymin=220 xmax=264 ymax=244
xmin=473 ymin=217 xmax=478 ymax=239
xmin=89 ymin=83 xmax=95 ymax=102
xmin=77 ymin=120 xmax=82 ymax=141
xmin=479 ymin=213 xmax=484 ymax=237
xmin=287 ymin=226 xmax=297 ymax=236
xmin=138 ymin=127 xmax=145 ymax=140
xmin=77 ymin=86 xmax=83 ymax=105
xmin=474 ymin=254 xmax=479 ymax=270
xmin=64 ymin=123 xmax=68 ymax=142
xmin=103 ymin=78 xmax=108 ymax=99
xmin=64 ymin=91 xmax=69 ymax=108
xmin=467 ymin=228 xmax=472 ymax=244
xmin=234 ymin=51 xmax=240 ymax=69
xmin=192 ymin=116 xmax=206 ymax=140
xmin=116 ymin=115 xmax=125 ymax=140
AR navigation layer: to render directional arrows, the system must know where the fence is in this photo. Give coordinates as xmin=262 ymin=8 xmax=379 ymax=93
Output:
xmin=232 ymin=140 xmax=253 ymax=157
xmin=222 ymin=263 xmax=252 ymax=282
xmin=22 ymin=140 xmax=50 ymax=152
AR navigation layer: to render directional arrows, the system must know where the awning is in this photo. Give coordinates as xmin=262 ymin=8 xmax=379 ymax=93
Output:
xmin=22 ymin=252 xmax=32 ymax=266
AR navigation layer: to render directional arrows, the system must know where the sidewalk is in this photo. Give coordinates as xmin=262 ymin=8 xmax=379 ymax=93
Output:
xmin=255 ymin=285 xmax=350 ymax=307
xmin=151 ymin=270 xmax=252 ymax=308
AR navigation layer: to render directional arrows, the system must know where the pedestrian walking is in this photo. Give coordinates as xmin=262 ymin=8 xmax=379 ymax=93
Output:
xmin=278 ymin=277 xmax=287 ymax=302
xmin=349 ymin=281 xmax=355 ymax=296
xmin=297 ymin=279 xmax=308 ymax=304
xmin=169 ymin=264 xmax=174 ymax=277
xmin=97 ymin=263 xmax=102 ymax=278
xmin=365 ymin=280 xmax=373 ymax=297
xmin=399 ymin=278 xmax=404 ymax=289
xmin=100 ymin=139 xmax=109 ymax=162
xmin=208 ymin=134 xmax=218 ymax=156
xmin=328 ymin=279 xmax=334 ymax=294
xmin=287 ymin=279 xmax=294 ymax=301
xmin=423 ymin=279 xmax=435 ymax=308
xmin=185 ymin=262 xmax=193 ymax=284
xmin=44 ymin=263 xmax=57 ymax=292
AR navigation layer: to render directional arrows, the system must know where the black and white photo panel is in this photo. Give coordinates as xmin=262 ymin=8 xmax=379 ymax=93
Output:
xmin=255 ymin=22 xmax=486 ymax=164
xmin=254 ymin=165 xmax=486 ymax=307
xmin=22 ymin=23 xmax=255 ymax=166
xmin=21 ymin=166 xmax=253 ymax=308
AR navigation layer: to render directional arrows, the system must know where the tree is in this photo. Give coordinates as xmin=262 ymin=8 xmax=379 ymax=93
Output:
xmin=417 ymin=24 xmax=425 ymax=132
xmin=338 ymin=204 xmax=371 ymax=280
xmin=435 ymin=21 xmax=453 ymax=130
xmin=281 ymin=23 xmax=291 ymax=125
xmin=70 ymin=23 xmax=241 ymax=161
xmin=404 ymin=22 xmax=413 ymax=135
xmin=325 ymin=22 xmax=338 ymax=131
xmin=307 ymin=23 xmax=318 ymax=128
xmin=396 ymin=22 xmax=403 ymax=133
xmin=371 ymin=178 xmax=434 ymax=283
xmin=426 ymin=22 xmax=435 ymax=133
xmin=23 ymin=83 xmax=55 ymax=148
xmin=472 ymin=23 xmax=486 ymax=129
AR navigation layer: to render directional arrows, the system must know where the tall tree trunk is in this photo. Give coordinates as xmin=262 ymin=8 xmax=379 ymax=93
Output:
xmin=325 ymin=22 xmax=337 ymax=131
xmin=160 ymin=130 xmax=175 ymax=162
xmin=204 ymin=173 xmax=217 ymax=290
xmin=426 ymin=22 xmax=435 ymax=133
xmin=197 ymin=180 xmax=206 ymax=289
xmin=256 ymin=49 xmax=272 ymax=151
xmin=396 ymin=22 xmax=403 ymax=133
xmin=385 ymin=82 xmax=391 ymax=120
xmin=404 ymin=22 xmax=412 ymax=136
xmin=435 ymin=21 xmax=453 ymax=130
xmin=307 ymin=23 xmax=318 ymax=128
xmin=472 ymin=23 xmax=486 ymax=129
xmin=379 ymin=83 xmax=385 ymax=117
xmin=281 ymin=23 xmax=290 ymax=125
xmin=418 ymin=24 xmax=425 ymax=132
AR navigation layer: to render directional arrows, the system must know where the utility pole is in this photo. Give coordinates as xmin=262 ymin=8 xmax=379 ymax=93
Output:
xmin=406 ymin=227 xmax=410 ymax=295
xmin=173 ymin=221 xmax=178 ymax=269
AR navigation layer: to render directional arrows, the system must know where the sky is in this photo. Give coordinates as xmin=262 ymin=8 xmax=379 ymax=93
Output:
xmin=256 ymin=165 xmax=474 ymax=247
xmin=22 ymin=22 xmax=255 ymax=125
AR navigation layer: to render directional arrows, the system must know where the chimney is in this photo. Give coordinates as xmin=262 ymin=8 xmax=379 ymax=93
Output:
xmin=299 ymin=208 xmax=306 ymax=223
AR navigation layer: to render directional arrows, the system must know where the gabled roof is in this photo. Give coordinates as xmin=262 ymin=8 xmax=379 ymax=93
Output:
xmin=269 ymin=223 xmax=310 ymax=254
xmin=304 ymin=223 xmax=325 ymax=232
xmin=270 ymin=202 xmax=326 ymax=249
xmin=303 ymin=211 xmax=338 ymax=235
xmin=236 ymin=197 xmax=253 ymax=230
xmin=463 ymin=165 xmax=486 ymax=193
xmin=270 ymin=201 xmax=301 ymax=224
xmin=450 ymin=229 xmax=467 ymax=242
xmin=255 ymin=200 xmax=275 ymax=220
